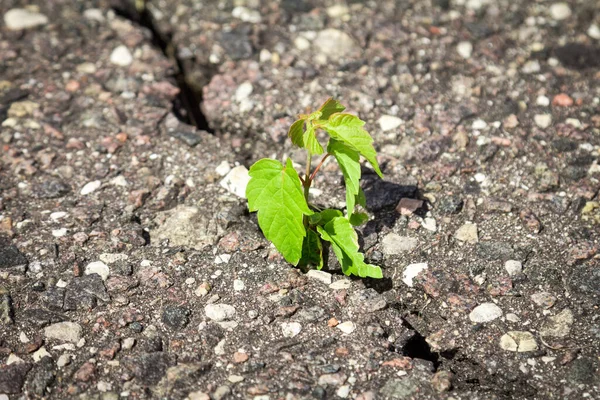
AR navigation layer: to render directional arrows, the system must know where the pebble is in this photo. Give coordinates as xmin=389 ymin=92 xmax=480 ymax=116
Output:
xmin=314 ymin=29 xmax=357 ymax=58
xmin=396 ymin=198 xmax=423 ymax=215
xmin=402 ymin=263 xmax=428 ymax=287
xmin=421 ymin=217 xmax=437 ymax=232
xmin=522 ymin=60 xmax=541 ymax=74
xmin=431 ymin=370 xmax=454 ymax=392
xmin=32 ymin=347 xmax=51 ymax=362
xmin=188 ymin=391 xmax=210 ymax=400
xmin=307 ymin=269 xmax=332 ymax=285
xmin=549 ymin=3 xmax=571 ymax=20
xmin=536 ymin=95 xmax=550 ymax=106
xmin=44 ymin=322 xmax=83 ymax=343
xmin=4 ymin=8 xmax=48 ymax=30
xmin=227 ymin=374 xmax=244 ymax=383
xmin=85 ymin=261 xmax=110 ymax=281
xmin=233 ymin=279 xmax=245 ymax=291
xmin=56 ymin=354 xmax=71 ymax=368
xmin=329 ymin=279 xmax=351 ymax=290
xmin=235 ymin=82 xmax=253 ymax=102
xmin=378 ymin=115 xmax=403 ymax=131
xmin=294 ymin=36 xmax=311 ymax=50
xmin=162 ymin=306 xmax=190 ymax=329
xmin=80 ymin=180 xmax=101 ymax=195
xmin=499 ymin=331 xmax=538 ymax=352
xmin=205 ymin=304 xmax=236 ymax=322
xmin=540 ymin=308 xmax=573 ymax=338
xmin=52 ymin=228 xmax=67 ymax=238
xmin=469 ymin=303 xmax=502 ymax=323
xmin=50 ymin=212 xmax=67 ymax=221
xmin=336 ymin=385 xmax=351 ymax=398
xmin=110 ymin=45 xmax=133 ymax=67
xmin=534 ymin=114 xmax=552 ymax=129
xmin=530 ymin=292 xmax=557 ymax=309
xmin=471 ymin=119 xmax=487 ymax=130
xmin=381 ymin=233 xmax=418 ymax=255
xmin=195 ymin=282 xmax=211 ymax=297
xmin=231 ymin=6 xmax=261 ymax=23
xmin=99 ymin=253 xmax=128 ymax=264
xmin=122 ymin=338 xmax=135 ymax=350
xmin=212 ymin=385 xmax=231 ymax=400
xmin=6 ymin=353 xmax=24 ymax=365
xmin=215 ymin=161 xmax=231 ymax=176
xmin=588 ymin=23 xmax=600 ymax=40
xmin=281 ymin=322 xmax=302 ymax=338
xmin=336 ymin=321 xmax=356 ymax=334
xmin=220 ymin=166 xmax=250 ymax=198
xmin=504 ymin=260 xmax=523 ymax=276
xmin=457 ymin=41 xmax=473 ymax=59
xmin=454 ymin=223 xmax=478 ymax=243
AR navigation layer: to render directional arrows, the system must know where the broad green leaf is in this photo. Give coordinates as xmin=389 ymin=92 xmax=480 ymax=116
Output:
xmin=288 ymin=118 xmax=305 ymax=148
xmin=304 ymin=125 xmax=324 ymax=155
xmin=356 ymin=187 xmax=366 ymax=208
xmin=308 ymin=209 xmax=343 ymax=226
xmin=349 ymin=212 xmax=369 ymax=226
xmin=317 ymin=98 xmax=346 ymax=120
xmin=328 ymin=139 xmax=360 ymax=216
xmin=317 ymin=217 xmax=383 ymax=278
xmin=322 ymin=113 xmax=383 ymax=178
xmin=300 ymin=229 xmax=323 ymax=269
xmin=246 ymin=158 xmax=312 ymax=265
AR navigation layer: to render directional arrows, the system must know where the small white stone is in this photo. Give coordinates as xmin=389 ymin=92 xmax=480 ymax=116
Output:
xmin=314 ymin=29 xmax=357 ymax=58
xmin=122 ymin=337 xmax=136 ymax=350
xmin=327 ymin=4 xmax=350 ymax=18
xmin=214 ymin=254 xmax=231 ymax=264
xmin=549 ymin=3 xmax=571 ymax=20
xmin=381 ymin=234 xmax=418 ymax=255
xmin=307 ymin=269 xmax=332 ymax=285
xmin=336 ymin=321 xmax=356 ymax=334
xmin=536 ymin=95 xmax=550 ymax=106
xmin=231 ymin=6 xmax=262 ymax=23
xmin=214 ymin=339 xmax=226 ymax=355
xmin=52 ymin=228 xmax=68 ymax=238
xmin=185 ymin=277 xmax=196 ymax=285
xmin=588 ymin=23 xmax=600 ymax=40
xmin=228 ymin=374 xmax=245 ymax=383
xmin=97 ymin=381 xmax=112 ymax=392
xmin=235 ymin=82 xmax=253 ymax=102
xmin=233 ymin=279 xmax=245 ymax=291
xmin=220 ymin=165 xmax=250 ymax=198
xmin=215 ymin=161 xmax=231 ymax=176
xmin=534 ymin=114 xmax=552 ymax=129
xmin=4 ymin=8 xmax=48 ymax=30
xmin=500 ymin=331 xmax=538 ymax=352
xmin=259 ymin=49 xmax=272 ymax=63
xmin=455 ymin=223 xmax=479 ymax=243
xmin=110 ymin=175 xmax=129 ymax=187
xmin=336 ymin=385 xmax=351 ymax=398
xmin=457 ymin=41 xmax=473 ymax=59
xmin=50 ymin=211 xmax=67 ymax=221
xmin=522 ymin=60 xmax=541 ymax=74
xmin=472 ymin=119 xmax=487 ymax=130
xmin=110 ymin=45 xmax=133 ymax=67
xmin=421 ymin=217 xmax=437 ymax=232
xmin=294 ymin=36 xmax=311 ymax=50
xmin=469 ymin=303 xmax=503 ymax=323
xmin=56 ymin=279 xmax=68 ymax=288
xmin=44 ymin=322 xmax=83 ymax=343
xmin=32 ymin=347 xmax=51 ymax=362
xmin=85 ymin=261 xmax=110 ymax=280
xmin=57 ymin=353 xmax=71 ymax=368
xmin=402 ymin=262 xmax=428 ymax=287
xmin=7 ymin=353 xmax=24 ymax=365
xmin=281 ymin=322 xmax=302 ymax=338
xmin=506 ymin=313 xmax=521 ymax=322
xmin=504 ymin=260 xmax=523 ymax=276
xmin=329 ymin=279 xmax=351 ymax=290
xmin=378 ymin=115 xmax=403 ymax=132
xmin=205 ymin=304 xmax=236 ymax=322
xmin=80 ymin=180 xmax=102 ymax=195
xmin=83 ymin=8 xmax=105 ymax=22
xmin=19 ymin=332 xmax=29 ymax=343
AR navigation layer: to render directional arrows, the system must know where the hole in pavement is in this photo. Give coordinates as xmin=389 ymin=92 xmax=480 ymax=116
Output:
xmin=111 ymin=0 xmax=214 ymax=132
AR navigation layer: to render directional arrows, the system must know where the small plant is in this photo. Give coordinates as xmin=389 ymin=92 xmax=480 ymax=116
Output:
xmin=246 ymin=98 xmax=383 ymax=278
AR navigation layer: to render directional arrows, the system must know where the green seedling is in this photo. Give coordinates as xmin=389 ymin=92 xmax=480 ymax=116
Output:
xmin=246 ymin=98 xmax=383 ymax=278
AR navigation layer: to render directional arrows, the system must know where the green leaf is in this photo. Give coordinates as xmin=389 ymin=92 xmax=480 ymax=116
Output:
xmin=328 ymin=139 xmax=360 ymax=216
xmin=304 ymin=125 xmax=324 ymax=155
xmin=317 ymin=98 xmax=346 ymax=120
xmin=322 ymin=113 xmax=383 ymax=178
xmin=309 ymin=209 xmax=343 ymax=226
xmin=288 ymin=119 xmax=305 ymax=148
xmin=317 ymin=217 xmax=383 ymax=278
xmin=300 ymin=229 xmax=323 ymax=269
xmin=246 ymin=158 xmax=312 ymax=265
xmin=356 ymin=187 xmax=366 ymax=208
xmin=349 ymin=212 xmax=369 ymax=226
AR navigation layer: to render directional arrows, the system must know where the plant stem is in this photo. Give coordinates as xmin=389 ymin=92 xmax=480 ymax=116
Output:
xmin=304 ymin=150 xmax=312 ymax=203
xmin=310 ymin=153 xmax=331 ymax=182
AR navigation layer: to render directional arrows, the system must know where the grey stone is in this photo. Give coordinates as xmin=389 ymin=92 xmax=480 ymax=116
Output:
xmin=568 ymin=357 xmax=597 ymax=384
xmin=381 ymin=234 xmax=418 ymax=255
xmin=25 ymin=356 xmax=55 ymax=396
xmin=0 ymin=293 xmax=14 ymax=324
xmin=350 ymin=289 xmax=387 ymax=313
xmin=469 ymin=303 xmax=502 ymax=323
xmin=124 ymin=352 xmax=176 ymax=386
xmin=37 ymin=180 xmax=70 ymax=198
xmin=162 ymin=306 xmax=190 ymax=329
xmin=169 ymin=130 xmax=203 ymax=147
xmin=44 ymin=321 xmax=83 ymax=343
xmin=0 ymin=244 xmax=28 ymax=269
xmin=380 ymin=377 xmax=419 ymax=399
xmin=64 ymin=274 xmax=109 ymax=311
xmin=476 ymin=242 xmax=514 ymax=260
xmin=296 ymin=306 xmax=326 ymax=322
xmin=540 ymin=309 xmax=573 ymax=338
xmin=151 ymin=205 xmax=223 ymax=250
xmin=437 ymin=195 xmax=463 ymax=214
xmin=0 ymin=362 xmax=32 ymax=394
xmin=205 ymin=304 xmax=236 ymax=322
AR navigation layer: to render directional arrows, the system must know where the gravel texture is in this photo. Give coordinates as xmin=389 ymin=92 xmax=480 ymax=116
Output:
xmin=1 ymin=0 xmax=599 ymax=399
